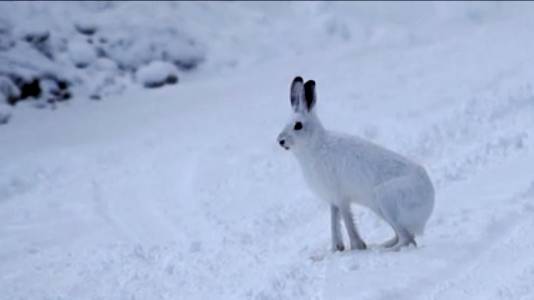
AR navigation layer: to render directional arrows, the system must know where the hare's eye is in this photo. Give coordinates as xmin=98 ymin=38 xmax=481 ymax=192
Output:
xmin=294 ymin=121 xmax=303 ymax=131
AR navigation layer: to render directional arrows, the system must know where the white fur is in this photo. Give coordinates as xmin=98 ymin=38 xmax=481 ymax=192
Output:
xmin=277 ymin=77 xmax=434 ymax=251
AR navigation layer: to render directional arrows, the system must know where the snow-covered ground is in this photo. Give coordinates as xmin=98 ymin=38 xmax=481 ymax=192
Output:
xmin=1 ymin=2 xmax=534 ymax=299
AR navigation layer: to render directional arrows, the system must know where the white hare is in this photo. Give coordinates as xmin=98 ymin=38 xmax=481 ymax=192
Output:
xmin=277 ymin=77 xmax=434 ymax=251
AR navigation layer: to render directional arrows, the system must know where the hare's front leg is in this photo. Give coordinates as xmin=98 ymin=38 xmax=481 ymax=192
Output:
xmin=340 ymin=205 xmax=367 ymax=250
xmin=330 ymin=205 xmax=345 ymax=252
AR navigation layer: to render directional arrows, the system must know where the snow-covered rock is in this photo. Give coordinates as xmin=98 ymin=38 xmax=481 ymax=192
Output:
xmin=135 ymin=61 xmax=178 ymax=88
xmin=74 ymin=21 xmax=98 ymax=36
xmin=68 ymin=40 xmax=96 ymax=68
xmin=94 ymin=57 xmax=117 ymax=71
xmin=0 ymin=2 xmax=210 ymax=109
xmin=0 ymin=75 xmax=20 ymax=103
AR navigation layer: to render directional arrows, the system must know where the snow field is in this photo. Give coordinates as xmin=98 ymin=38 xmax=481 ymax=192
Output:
xmin=1 ymin=2 xmax=534 ymax=300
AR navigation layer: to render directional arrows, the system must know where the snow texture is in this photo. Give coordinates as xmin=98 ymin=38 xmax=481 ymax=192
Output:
xmin=1 ymin=2 xmax=534 ymax=300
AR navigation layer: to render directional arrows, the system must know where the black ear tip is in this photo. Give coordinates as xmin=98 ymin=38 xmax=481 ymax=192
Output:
xmin=303 ymin=79 xmax=316 ymax=110
xmin=293 ymin=76 xmax=303 ymax=83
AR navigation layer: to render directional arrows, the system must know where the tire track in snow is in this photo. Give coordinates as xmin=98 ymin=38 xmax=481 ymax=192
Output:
xmin=89 ymin=145 xmax=201 ymax=245
xmin=427 ymin=183 xmax=534 ymax=300
xmin=90 ymin=178 xmax=134 ymax=242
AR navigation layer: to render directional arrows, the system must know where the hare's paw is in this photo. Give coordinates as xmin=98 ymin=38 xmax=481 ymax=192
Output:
xmin=380 ymin=235 xmax=399 ymax=248
xmin=332 ymin=242 xmax=345 ymax=252
xmin=351 ymin=240 xmax=367 ymax=250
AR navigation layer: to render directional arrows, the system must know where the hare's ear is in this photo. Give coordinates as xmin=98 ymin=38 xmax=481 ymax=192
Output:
xmin=304 ymin=80 xmax=316 ymax=111
xmin=290 ymin=76 xmax=304 ymax=112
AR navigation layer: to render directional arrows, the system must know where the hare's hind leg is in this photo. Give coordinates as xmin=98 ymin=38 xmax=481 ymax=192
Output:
xmin=372 ymin=208 xmax=399 ymax=248
xmin=381 ymin=233 xmax=398 ymax=248
xmin=330 ymin=205 xmax=345 ymax=252
xmin=389 ymin=222 xmax=416 ymax=251
xmin=388 ymin=227 xmax=416 ymax=252
xmin=374 ymin=176 xmax=419 ymax=250
xmin=378 ymin=210 xmax=415 ymax=250
xmin=339 ymin=204 xmax=367 ymax=250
